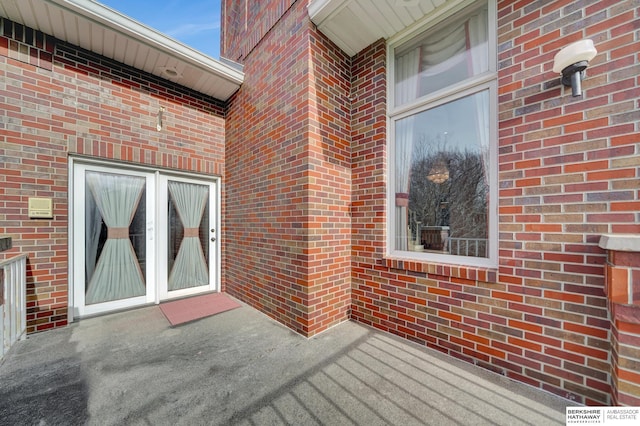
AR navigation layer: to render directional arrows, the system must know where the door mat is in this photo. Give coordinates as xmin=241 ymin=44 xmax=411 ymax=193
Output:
xmin=159 ymin=293 xmax=242 ymax=326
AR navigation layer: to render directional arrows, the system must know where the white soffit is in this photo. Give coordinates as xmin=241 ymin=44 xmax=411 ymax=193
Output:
xmin=0 ymin=0 xmax=243 ymax=101
xmin=308 ymin=0 xmax=449 ymax=57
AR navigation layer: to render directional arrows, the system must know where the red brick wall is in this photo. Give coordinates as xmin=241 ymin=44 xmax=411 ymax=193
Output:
xmin=350 ymin=0 xmax=639 ymax=406
xmin=221 ymin=0 xmax=296 ymax=62
xmin=224 ymin=1 xmax=351 ymax=336
xmin=307 ymin=16 xmax=352 ymax=333
xmin=0 ymin=18 xmax=227 ymax=332
xmin=496 ymin=0 xmax=638 ymax=403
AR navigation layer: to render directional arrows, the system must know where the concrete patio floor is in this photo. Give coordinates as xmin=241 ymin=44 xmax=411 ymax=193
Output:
xmin=0 ymin=297 xmax=574 ymax=425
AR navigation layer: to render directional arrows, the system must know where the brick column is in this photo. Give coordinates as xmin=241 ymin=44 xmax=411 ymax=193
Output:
xmin=599 ymin=234 xmax=640 ymax=406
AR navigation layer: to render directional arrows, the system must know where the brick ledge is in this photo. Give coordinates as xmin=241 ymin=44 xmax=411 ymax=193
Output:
xmin=381 ymin=257 xmax=497 ymax=282
xmin=599 ymin=234 xmax=640 ymax=252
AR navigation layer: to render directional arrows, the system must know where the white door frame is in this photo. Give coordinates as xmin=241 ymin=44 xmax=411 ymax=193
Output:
xmin=155 ymin=172 xmax=219 ymax=302
xmin=68 ymin=158 xmax=220 ymax=321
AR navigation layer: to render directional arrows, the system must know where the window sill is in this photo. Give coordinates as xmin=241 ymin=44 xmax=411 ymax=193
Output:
xmin=381 ymin=256 xmax=497 ymax=282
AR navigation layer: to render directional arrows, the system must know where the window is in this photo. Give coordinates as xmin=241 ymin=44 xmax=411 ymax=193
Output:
xmin=388 ymin=0 xmax=497 ymax=267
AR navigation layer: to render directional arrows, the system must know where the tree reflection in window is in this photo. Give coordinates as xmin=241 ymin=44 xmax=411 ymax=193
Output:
xmin=408 ymin=134 xmax=488 ymax=257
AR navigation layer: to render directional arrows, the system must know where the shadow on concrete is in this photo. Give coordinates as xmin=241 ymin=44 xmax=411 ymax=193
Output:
xmin=0 ymin=300 xmax=570 ymax=425
xmin=0 ymin=328 xmax=89 ymax=424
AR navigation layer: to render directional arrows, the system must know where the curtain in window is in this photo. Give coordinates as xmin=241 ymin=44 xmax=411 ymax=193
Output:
xmin=395 ymin=47 xmax=421 ymax=107
xmin=85 ymin=193 xmax=102 ymax=284
xmin=85 ymin=172 xmax=146 ymax=304
xmin=168 ymin=181 xmax=209 ymax=291
xmin=467 ymin=9 xmax=490 ymax=181
xmin=395 ymin=47 xmax=421 ymax=250
xmin=419 ymin=24 xmax=466 ymax=80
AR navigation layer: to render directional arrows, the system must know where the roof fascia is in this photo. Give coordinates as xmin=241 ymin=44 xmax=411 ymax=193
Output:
xmin=47 ymin=0 xmax=243 ymax=85
xmin=307 ymin=0 xmax=350 ymax=27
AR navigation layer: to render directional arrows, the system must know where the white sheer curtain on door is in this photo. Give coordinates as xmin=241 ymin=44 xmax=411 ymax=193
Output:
xmin=85 ymin=196 xmax=102 ymax=284
xmin=168 ymin=181 xmax=209 ymax=290
xmin=85 ymin=172 xmax=146 ymax=304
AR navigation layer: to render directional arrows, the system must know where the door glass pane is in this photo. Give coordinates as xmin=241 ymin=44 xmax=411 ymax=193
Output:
xmin=167 ymin=181 xmax=210 ymax=290
xmin=84 ymin=171 xmax=147 ymax=304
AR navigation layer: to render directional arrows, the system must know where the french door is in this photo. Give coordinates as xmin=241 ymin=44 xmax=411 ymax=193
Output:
xmin=72 ymin=162 xmax=218 ymax=317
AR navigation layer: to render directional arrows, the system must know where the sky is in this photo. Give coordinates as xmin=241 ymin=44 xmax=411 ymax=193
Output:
xmin=99 ymin=0 xmax=223 ymax=59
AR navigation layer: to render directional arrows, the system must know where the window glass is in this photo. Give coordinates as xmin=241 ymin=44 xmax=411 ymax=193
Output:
xmin=394 ymin=3 xmax=489 ymax=107
xmin=394 ymin=91 xmax=489 ymax=257
xmin=390 ymin=0 xmax=494 ymax=264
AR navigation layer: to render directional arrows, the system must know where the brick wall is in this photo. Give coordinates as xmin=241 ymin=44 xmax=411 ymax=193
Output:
xmin=496 ymin=0 xmax=638 ymax=403
xmin=225 ymin=1 xmax=351 ymax=336
xmin=0 ymin=18 xmax=227 ymax=332
xmin=221 ymin=0 xmax=296 ymax=62
xmin=307 ymin=14 xmax=353 ymax=333
xmin=349 ymin=0 xmax=639 ymax=406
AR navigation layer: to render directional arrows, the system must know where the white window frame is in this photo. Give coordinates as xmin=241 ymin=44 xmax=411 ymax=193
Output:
xmin=386 ymin=0 xmax=498 ymax=269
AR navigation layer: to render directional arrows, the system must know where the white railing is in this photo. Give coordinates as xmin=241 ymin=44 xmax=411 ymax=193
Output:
xmin=1 ymin=254 xmax=27 ymax=359
xmin=448 ymin=238 xmax=487 ymax=257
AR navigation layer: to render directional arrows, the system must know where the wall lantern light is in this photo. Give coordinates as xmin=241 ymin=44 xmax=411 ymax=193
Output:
xmin=157 ymin=106 xmax=164 ymax=131
xmin=552 ymin=39 xmax=597 ymax=97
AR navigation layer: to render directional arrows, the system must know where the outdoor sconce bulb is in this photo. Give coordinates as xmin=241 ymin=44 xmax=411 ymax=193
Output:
xmin=552 ymin=39 xmax=597 ymax=97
